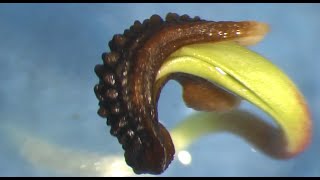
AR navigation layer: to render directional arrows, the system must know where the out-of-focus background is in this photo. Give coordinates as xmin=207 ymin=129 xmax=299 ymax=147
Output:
xmin=0 ymin=3 xmax=319 ymax=177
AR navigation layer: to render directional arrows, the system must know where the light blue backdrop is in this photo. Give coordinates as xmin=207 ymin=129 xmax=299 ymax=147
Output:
xmin=0 ymin=3 xmax=319 ymax=176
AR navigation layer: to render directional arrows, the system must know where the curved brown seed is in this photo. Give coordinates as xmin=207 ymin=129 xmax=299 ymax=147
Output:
xmin=94 ymin=12 xmax=268 ymax=174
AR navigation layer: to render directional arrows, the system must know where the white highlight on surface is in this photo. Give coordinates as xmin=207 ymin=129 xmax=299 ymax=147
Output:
xmin=80 ymin=164 xmax=87 ymax=169
xmin=102 ymin=158 xmax=135 ymax=177
xmin=215 ymin=66 xmax=227 ymax=75
xmin=177 ymin=150 xmax=192 ymax=165
xmin=241 ymin=88 xmax=248 ymax=92
xmin=251 ymin=147 xmax=257 ymax=153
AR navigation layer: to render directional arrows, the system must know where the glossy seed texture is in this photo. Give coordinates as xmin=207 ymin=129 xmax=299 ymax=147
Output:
xmin=94 ymin=13 xmax=264 ymax=174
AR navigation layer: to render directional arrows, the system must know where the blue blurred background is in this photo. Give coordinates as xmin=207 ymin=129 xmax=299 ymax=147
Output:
xmin=0 ymin=3 xmax=319 ymax=176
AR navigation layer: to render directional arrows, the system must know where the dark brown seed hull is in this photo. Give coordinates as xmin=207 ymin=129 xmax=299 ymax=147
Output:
xmin=94 ymin=13 xmax=255 ymax=174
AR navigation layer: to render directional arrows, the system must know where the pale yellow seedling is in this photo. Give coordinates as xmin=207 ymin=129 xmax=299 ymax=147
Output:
xmin=157 ymin=41 xmax=311 ymax=157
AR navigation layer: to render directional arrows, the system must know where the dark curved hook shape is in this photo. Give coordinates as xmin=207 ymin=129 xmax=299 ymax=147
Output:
xmin=94 ymin=13 xmax=277 ymax=174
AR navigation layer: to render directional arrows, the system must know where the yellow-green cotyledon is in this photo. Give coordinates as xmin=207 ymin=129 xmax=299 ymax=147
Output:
xmin=157 ymin=40 xmax=311 ymax=159
xmin=94 ymin=13 xmax=312 ymax=174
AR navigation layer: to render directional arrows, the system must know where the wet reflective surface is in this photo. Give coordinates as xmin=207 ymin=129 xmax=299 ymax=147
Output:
xmin=0 ymin=3 xmax=319 ymax=176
